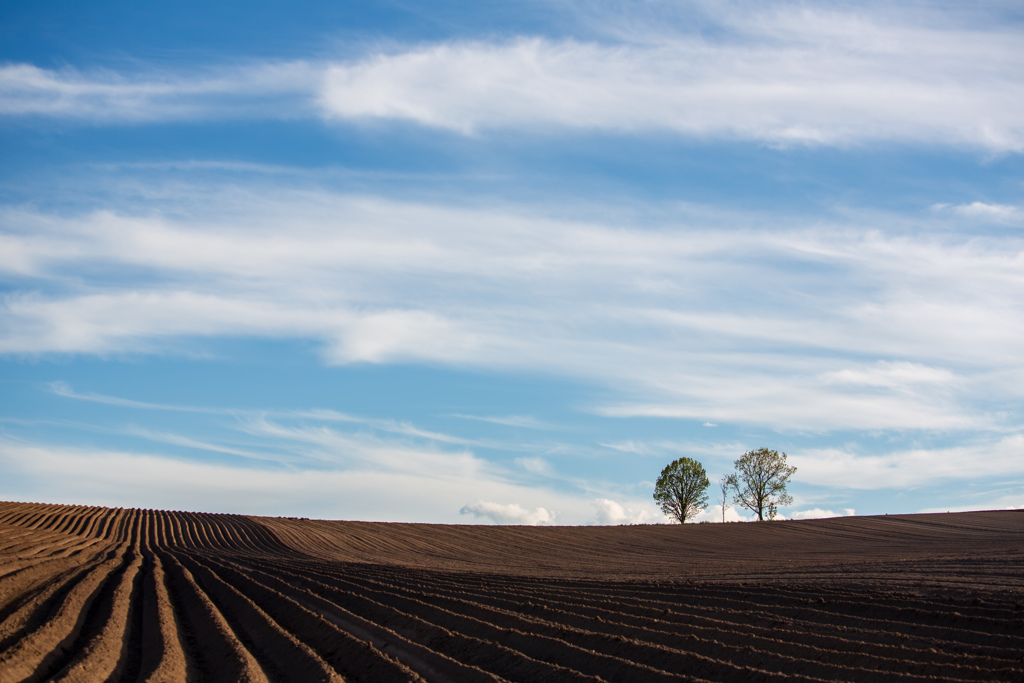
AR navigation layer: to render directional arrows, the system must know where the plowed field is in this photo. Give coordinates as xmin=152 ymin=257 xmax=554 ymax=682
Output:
xmin=0 ymin=502 xmax=1021 ymax=682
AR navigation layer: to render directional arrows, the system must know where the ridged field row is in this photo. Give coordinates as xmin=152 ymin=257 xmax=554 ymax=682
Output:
xmin=1 ymin=502 xmax=1022 ymax=682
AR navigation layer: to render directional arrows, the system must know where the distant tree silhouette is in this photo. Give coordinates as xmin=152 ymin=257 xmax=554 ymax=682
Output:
xmin=653 ymin=457 xmax=709 ymax=523
xmin=727 ymin=448 xmax=796 ymax=521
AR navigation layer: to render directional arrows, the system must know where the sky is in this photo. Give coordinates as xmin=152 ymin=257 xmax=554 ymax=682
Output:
xmin=1 ymin=0 xmax=1023 ymax=525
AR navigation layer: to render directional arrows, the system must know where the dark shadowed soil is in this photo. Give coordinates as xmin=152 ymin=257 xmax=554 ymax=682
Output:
xmin=0 ymin=501 xmax=1021 ymax=682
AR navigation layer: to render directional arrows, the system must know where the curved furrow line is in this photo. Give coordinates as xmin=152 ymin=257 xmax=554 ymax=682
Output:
xmin=231 ymin=557 xmax=609 ymax=683
xmin=239 ymin=518 xmax=309 ymax=556
xmin=201 ymin=516 xmax=236 ymax=551
xmin=408 ymin=576 xmax=1014 ymax=661
xmin=296 ymin=565 xmax=757 ymax=683
xmin=151 ymin=510 xmax=171 ymax=550
xmin=234 ymin=517 xmax=294 ymax=555
xmin=197 ymin=555 xmax=434 ymax=682
xmin=317 ymin=563 xmax=1023 ymax=679
xmin=333 ymin=573 xmax=942 ymax=679
xmin=506 ymin=591 xmax=1013 ymax=682
xmin=156 ymin=513 xmax=178 ymax=548
xmin=134 ymin=550 xmax=189 ymax=683
xmin=8 ymin=506 xmax=69 ymax=530
xmin=65 ymin=508 xmax=101 ymax=536
xmin=0 ymin=530 xmax=41 ymax=554
xmin=212 ymin=519 xmax=251 ymax=553
xmin=0 ymin=530 xmax=83 ymax=559
xmin=43 ymin=545 xmax=144 ymax=682
xmin=196 ymin=515 xmax=230 ymax=550
xmin=173 ymin=551 xmax=342 ymax=683
xmin=46 ymin=510 xmax=81 ymax=537
xmin=156 ymin=550 xmax=268 ymax=682
xmin=221 ymin=517 xmax=261 ymax=553
xmin=188 ymin=513 xmax=218 ymax=550
xmin=180 ymin=513 xmax=202 ymax=548
xmin=112 ymin=509 xmax=140 ymax=546
xmin=400 ymin=575 xmax=1023 ymax=668
xmin=191 ymin=514 xmax=221 ymax=550
xmin=0 ymin=552 xmax=114 ymax=651
xmin=563 ymin=589 xmax=1010 ymax=673
xmin=0 ymin=510 xmax=40 ymax=528
xmin=0 ymin=543 xmax=127 ymax=682
xmin=165 ymin=513 xmax=187 ymax=549
xmin=219 ymin=557 xmax=699 ymax=683
xmin=128 ymin=509 xmax=144 ymax=548
xmin=59 ymin=507 xmax=100 ymax=538
xmin=0 ymin=528 xmax=107 ymax=562
xmin=670 ymin=590 xmax=1024 ymax=654
xmin=498 ymin=578 xmax=1024 ymax=655
xmin=252 ymin=558 xmax=790 ymax=683
xmin=682 ymin=581 xmax=1024 ymax=634
xmin=95 ymin=508 xmax=122 ymax=542
xmin=22 ymin=508 xmax=65 ymax=534
xmin=209 ymin=555 xmax=501 ymax=683
xmin=282 ymin=562 xmax=929 ymax=683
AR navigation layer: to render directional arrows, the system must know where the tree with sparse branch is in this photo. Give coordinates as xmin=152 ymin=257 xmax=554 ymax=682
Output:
xmin=727 ymin=448 xmax=796 ymax=521
xmin=653 ymin=457 xmax=710 ymax=523
xmin=719 ymin=475 xmax=733 ymax=523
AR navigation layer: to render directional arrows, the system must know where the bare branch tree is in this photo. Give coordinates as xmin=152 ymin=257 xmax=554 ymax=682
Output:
xmin=719 ymin=475 xmax=734 ymax=523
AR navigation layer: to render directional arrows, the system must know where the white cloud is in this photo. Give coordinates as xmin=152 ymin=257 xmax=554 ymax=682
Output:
xmin=0 ymin=435 xmax=608 ymax=524
xmin=935 ymin=202 xmax=1024 ymax=224
xmin=597 ymin=441 xmax=652 ymax=455
xmin=2 ymin=6 xmax=1022 ymax=151
xmin=319 ymin=10 xmax=1024 ymax=149
xmin=821 ymin=361 xmax=955 ymax=388
xmin=3 ymin=185 xmax=1024 ymax=435
xmin=0 ymin=61 xmax=319 ymax=122
xmin=690 ymin=505 xmax=749 ymax=524
xmin=449 ymin=414 xmax=552 ymax=430
xmin=792 ymin=435 xmax=1024 ymax=489
xmin=790 ymin=508 xmax=856 ymax=520
xmin=515 ymin=457 xmax=553 ymax=476
xmin=591 ymin=498 xmax=665 ymax=525
xmin=459 ymin=500 xmax=557 ymax=525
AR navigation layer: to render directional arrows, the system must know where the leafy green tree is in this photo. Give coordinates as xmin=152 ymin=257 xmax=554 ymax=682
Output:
xmin=654 ymin=457 xmax=710 ymax=523
xmin=727 ymin=448 xmax=796 ymax=521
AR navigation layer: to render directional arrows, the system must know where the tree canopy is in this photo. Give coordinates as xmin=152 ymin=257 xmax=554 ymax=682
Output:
xmin=726 ymin=448 xmax=796 ymax=521
xmin=653 ymin=457 xmax=709 ymax=523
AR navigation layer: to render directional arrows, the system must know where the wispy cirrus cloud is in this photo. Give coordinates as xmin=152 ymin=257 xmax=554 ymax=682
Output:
xmin=792 ymin=435 xmax=1024 ymax=490
xmin=0 ymin=437 xmax=597 ymax=523
xmin=449 ymin=414 xmax=553 ymax=430
xmin=2 ymin=4 xmax=1023 ymax=150
xmin=4 ymin=182 xmax=1024 ymax=433
xmin=934 ymin=202 xmax=1024 ymax=225
xmin=0 ymin=61 xmax=320 ymax=122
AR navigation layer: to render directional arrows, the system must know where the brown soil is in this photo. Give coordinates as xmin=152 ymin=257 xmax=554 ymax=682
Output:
xmin=0 ymin=502 xmax=1021 ymax=682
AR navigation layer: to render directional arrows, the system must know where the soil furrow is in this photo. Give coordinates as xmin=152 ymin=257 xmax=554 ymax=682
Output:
xmin=0 ymin=545 xmax=126 ymax=682
xmin=1 ymin=503 xmax=1022 ymax=682
xmin=157 ymin=550 xmax=269 ymax=683
xmin=200 ymin=555 xmax=435 ymax=682
xmin=175 ymin=552 xmax=341 ymax=683
xmin=45 ymin=546 xmax=144 ymax=682
xmin=389 ymin=574 xmax=1018 ymax=672
xmin=217 ymin=557 xmax=512 ymax=683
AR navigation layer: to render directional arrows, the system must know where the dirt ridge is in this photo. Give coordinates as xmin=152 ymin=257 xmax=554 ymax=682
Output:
xmin=0 ymin=501 xmax=1022 ymax=682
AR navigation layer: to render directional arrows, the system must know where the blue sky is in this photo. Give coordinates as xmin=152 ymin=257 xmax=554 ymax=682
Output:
xmin=2 ymin=0 xmax=1023 ymax=524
